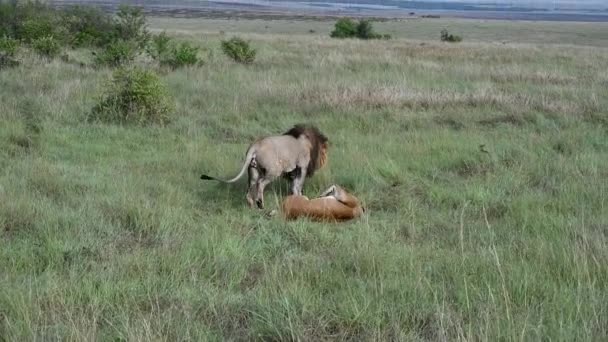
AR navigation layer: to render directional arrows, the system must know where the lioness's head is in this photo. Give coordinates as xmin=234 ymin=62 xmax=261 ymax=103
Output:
xmin=283 ymin=124 xmax=329 ymax=175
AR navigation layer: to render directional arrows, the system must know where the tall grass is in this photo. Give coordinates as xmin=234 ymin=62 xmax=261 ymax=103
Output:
xmin=1 ymin=17 xmax=607 ymax=340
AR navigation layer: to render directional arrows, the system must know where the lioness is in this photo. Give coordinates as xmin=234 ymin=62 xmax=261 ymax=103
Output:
xmin=281 ymin=185 xmax=364 ymax=222
xmin=201 ymin=124 xmax=329 ymax=209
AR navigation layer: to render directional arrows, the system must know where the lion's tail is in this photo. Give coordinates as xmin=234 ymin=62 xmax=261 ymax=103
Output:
xmin=200 ymin=147 xmax=256 ymax=183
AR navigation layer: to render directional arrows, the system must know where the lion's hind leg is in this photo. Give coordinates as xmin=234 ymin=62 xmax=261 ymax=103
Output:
xmin=246 ymin=166 xmax=259 ymax=208
xmin=255 ymin=177 xmax=273 ymax=209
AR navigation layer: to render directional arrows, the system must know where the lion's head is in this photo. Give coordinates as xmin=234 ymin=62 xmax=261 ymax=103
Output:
xmin=283 ymin=124 xmax=329 ymax=176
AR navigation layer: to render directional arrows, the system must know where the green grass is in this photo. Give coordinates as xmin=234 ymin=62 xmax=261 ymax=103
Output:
xmin=1 ymin=17 xmax=608 ymax=340
xmin=149 ymin=17 xmax=608 ymax=47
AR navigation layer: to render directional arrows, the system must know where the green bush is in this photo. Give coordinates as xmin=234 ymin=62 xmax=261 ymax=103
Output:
xmin=94 ymin=39 xmax=138 ymax=67
xmin=356 ymin=20 xmax=382 ymax=39
xmin=163 ymin=41 xmax=200 ymax=69
xmin=221 ymin=37 xmax=256 ymax=64
xmin=61 ymin=5 xmax=114 ymax=47
xmin=0 ymin=1 xmax=17 ymax=37
xmin=0 ymin=35 xmax=18 ymax=57
xmin=19 ymin=17 xmax=58 ymax=43
xmin=0 ymin=2 xmax=154 ymax=57
xmin=330 ymin=18 xmax=388 ymax=40
xmin=32 ymin=35 xmax=61 ymax=59
xmin=1 ymin=1 xmax=58 ymax=40
xmin=440 ymin=29 xmax=463 ymax=43
xmin=147 ymin=33 xmax=202 ymax=68
xmin=330 ymin=18 xmax=357 ymax=38
xmin=146 ymin=31 xmax=172 ymax=61
xmin=0 ymin=32 xmax=19 ymax=70
xmin=113 ymin=5 xmax=150 ymax=49
xmin=91 ymin=67 xmax=173 ymax=125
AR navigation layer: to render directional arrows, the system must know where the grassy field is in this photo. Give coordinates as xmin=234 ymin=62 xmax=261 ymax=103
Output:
xmin=149 ymin=17 xmax=608 ymax=47
xmin=1 ymin=16 xmax=608 ymax=340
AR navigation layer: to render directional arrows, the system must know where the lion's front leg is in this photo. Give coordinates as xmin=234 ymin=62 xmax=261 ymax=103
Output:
xmin=291 ymin=167 xmax=307 ymax=196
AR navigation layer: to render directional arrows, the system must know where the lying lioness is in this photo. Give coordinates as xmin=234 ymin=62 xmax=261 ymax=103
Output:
xmin=281 ymin=185 xmax=364 ymax=222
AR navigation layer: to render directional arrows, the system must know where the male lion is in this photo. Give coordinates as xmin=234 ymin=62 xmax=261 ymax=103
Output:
xmin=200 ymin=124 xmax=329 ymax=209
xmin=281 ymin=184 xmax=364 ymax=222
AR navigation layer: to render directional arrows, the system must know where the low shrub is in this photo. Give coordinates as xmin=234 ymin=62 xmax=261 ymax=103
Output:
xmin=94 ymin=39 xmax=138 ymax=67
xmin=1 ymin=1 xmax=62 ymax=41
xmin=61 ymin=5 xmax=114 ymax=47
xmin=330 ymin=18 xmax=357 ymax=38
xmin=330 ymin=18 xmax=389 ymax=40
xmin=0 ymin=36 xmax=18 ymax=57
xmin=32 ymin=36 xmax=61 ymax=59
xmin=0 ymin=2 xmax=15 ymax=37
xmin=19 ymin=17 xmax=59 ymax=43
xmin=1 ymin=3 xmax=155 ymax=51
xmin=147 ymin=33 xmax=201 ymax=69
xmin=91 ymin=67 xmax=173 ymax=125
xmin=221 ymin=36 xmax=256 ymax=64
xmin=163 ymin=41 xmax=200 ymax=69
xmin=356 ymin=20 xmax=381 ymax=39
xmin=112 ymin=5 xmax=150 ymax=49
xmin=440 ymin=29 xmax=462 ymax=43
xmin=1 ymin=31 xmax=22 ymax=69
xmin=146 ymin=31 xmax=172 ymax=61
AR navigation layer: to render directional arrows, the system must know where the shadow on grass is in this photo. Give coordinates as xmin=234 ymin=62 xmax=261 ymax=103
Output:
xmin=195 ymin=176 xmax=294 ymax=210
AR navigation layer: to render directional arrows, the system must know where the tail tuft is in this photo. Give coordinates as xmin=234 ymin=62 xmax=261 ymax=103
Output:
xmin=200 ymin=174 xmax=214 ymax=180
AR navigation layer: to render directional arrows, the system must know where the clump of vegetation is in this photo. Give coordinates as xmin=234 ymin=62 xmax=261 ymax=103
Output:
xmin=0 ymin=2 xmax=65 ymax=43
xmin=32 ymin=36 xmax=61 ymax=59
xmin=112 ymin=5 xmax=150 ymax=50
xmin=0 ymin=2 xmax=174 ymax=69
xmin=163 ymin=42 xmax=201 ymax=68
xmin=146 ymin=31 xmax=172 ymax=61
xmin=0 ymin=2 xmax=14 ymax=37
xmin=19 ymin=16 xmax=66 ymax=43
xmin=91 ymin=67 xmax=173 ymax=125
xmin=0 ymin=35 xmax=18 ymax=57
xmin=92 ymin=5 xmax=149 ymax=67
xmin=355 ymin=20 xmax=381 ymax=39
xmin=61 ymin=5 xmax=114 ymax=48
xmin=330 ymin=18 xmax=357 ymax=38
xmin=147 ymin=33 xmax=201 ymax=69
xmin=440 ymin=28 xmax=463 ymax=43
xmin=221 ymin=37 xmax=256 ymax=64
xmin=94 ymin=39 xmax=138 ymax=67
xmin=0 ymin=35 xmax=19 ymax=69
xmin=330 ymin=18 xmax=389 ymax=40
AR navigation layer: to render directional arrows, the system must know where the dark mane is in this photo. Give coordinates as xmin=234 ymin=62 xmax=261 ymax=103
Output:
xmin=283 ymin=124 xmax=329 ymax=176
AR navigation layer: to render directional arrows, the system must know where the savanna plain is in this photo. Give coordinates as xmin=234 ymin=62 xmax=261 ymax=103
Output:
xmin=1 ymin=12 xmax=608 ymax=341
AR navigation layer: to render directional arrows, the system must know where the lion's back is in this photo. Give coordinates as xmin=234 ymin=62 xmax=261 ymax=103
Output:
xmin=255 ymin=135 xmax=306 ymax=175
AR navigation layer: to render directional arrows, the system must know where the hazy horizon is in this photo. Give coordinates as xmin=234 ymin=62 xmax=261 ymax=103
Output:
xmin=207 ymin=0 xmax=608 ymax=11
xmin=51 ymin=0 xmax=608 ymax=21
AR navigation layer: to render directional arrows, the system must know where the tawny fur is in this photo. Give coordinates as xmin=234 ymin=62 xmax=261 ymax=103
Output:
xmin=281 ymin=185 xmax=364 ymax=222
xmin=200 ymin=124 xmax=329 ymax=209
